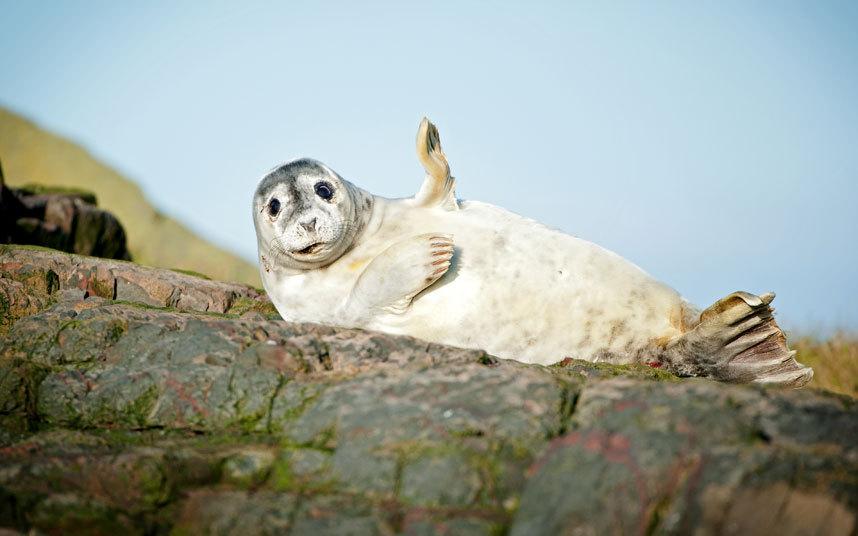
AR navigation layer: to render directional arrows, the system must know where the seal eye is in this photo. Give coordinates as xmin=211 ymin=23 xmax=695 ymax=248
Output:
xmin=314 ymin=181 xmax=334 ymax=200
xmin=268 ymin=198 xmax=281 ymax=217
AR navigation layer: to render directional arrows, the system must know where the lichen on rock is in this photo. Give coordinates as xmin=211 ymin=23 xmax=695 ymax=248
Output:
xmin=0 ymin=245 xmax=856 ymax=535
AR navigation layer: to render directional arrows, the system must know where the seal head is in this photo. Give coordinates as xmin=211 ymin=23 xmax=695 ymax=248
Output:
xmin=253 ymin=158 xmax=373 ymax=271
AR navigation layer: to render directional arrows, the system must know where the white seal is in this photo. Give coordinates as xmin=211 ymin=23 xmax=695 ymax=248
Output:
xmin=253 ymin=119 xmax=813 ymax=387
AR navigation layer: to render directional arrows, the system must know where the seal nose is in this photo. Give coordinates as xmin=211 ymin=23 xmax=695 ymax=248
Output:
xmin=300 ymin=217 xmax=317 ymax=233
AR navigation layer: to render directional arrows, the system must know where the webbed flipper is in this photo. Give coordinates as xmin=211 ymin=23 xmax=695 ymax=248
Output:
xmin=413 ymin=118 xmax=458 ymax=211
xmin=662 ymin=291 xmax=813 ymax=387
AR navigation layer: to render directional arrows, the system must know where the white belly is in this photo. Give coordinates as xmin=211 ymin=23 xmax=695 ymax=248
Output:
xmin=291 ymin=199 xmax=691 ymax=366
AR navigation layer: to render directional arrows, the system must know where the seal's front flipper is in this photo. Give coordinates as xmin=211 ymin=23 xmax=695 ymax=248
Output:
xmin=662 ymin=291 xmax=813 ymax=387
xmin=342 ymin=233 xmax=454 ymax=321
xmin=413 ymin=118 xmax=458 ymax=211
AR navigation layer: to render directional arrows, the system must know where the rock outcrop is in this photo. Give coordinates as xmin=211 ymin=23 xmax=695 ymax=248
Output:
xmin=1 ymin=245 xmax=856 ymax=535
xmin=1 ymin=159 xmax=131 ymax=261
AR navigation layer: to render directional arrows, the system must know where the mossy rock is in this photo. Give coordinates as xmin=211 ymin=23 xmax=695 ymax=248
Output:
xmin=11 ymin=184 xmax=98 ymax=205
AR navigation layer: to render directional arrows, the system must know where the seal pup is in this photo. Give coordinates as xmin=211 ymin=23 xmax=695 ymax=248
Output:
xmin=253 ymin=119 xmax=813 ymax=387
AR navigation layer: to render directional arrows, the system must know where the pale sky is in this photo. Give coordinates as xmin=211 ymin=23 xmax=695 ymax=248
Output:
xmin=2 ymin=1 xmax=857 ymax=332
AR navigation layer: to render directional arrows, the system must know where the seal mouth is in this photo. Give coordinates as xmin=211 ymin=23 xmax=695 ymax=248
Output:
xmin=293 ymin=242 xmax=323 ymax=255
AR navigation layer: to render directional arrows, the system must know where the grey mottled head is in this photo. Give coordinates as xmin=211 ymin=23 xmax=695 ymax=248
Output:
xmin=252 ymin=158 xmax=373 ymax=271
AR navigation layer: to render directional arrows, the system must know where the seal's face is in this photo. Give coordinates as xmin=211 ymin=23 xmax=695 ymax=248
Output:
xmin=253 ymin=158 xmax=370 ymax=270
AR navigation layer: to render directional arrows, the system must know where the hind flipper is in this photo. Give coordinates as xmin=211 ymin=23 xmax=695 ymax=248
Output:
xmin=662 ymin=291 xmax=813 ymax=388
xmin=412 ymin=118 xmax=458 ymax=211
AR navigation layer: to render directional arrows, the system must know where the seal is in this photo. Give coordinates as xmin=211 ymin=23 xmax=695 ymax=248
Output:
xmin=253 ymin=118 xmax=813 ymax=387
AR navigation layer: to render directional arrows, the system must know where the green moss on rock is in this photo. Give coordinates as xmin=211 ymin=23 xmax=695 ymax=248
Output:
xmin=12 ymin=184 xmax=98 ymax=205
xmin=226 ymin=296 xmax=279 ymax=316
xmin=552 ymin=357 xmax=681 ymax=382
xmin=0 ymin=358 xmax=54 ymax=417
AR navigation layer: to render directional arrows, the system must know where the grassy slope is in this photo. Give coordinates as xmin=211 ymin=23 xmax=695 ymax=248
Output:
xmin=0 ymin=107 xmax=261 ymax=287
xmin=791 ymin=334 xmax=858 ymax=398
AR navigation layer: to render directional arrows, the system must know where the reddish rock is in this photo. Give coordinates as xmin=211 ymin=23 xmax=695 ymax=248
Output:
xmin=0 ymin=243 xmax=856 ymax=535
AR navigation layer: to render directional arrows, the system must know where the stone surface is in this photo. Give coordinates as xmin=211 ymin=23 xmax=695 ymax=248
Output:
xmin=0 ymin=245 xmax=276 ymax=338
xmin=0 ymin=245 xmax=856 ymax=535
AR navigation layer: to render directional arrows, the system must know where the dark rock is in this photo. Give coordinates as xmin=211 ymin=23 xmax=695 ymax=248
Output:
xmin=510 ymin=378 xmax=857 ymax=535
xmin=0 ymin=246 xmax=856 ymax=535
xmin=0 ymin=158 xmax=131 ymax=261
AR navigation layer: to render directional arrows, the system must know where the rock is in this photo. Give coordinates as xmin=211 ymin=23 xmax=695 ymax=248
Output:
xmin=0 ymin=245 xmax=275 ymax=335
xmin=0 ymin=245 xmax=856 ymax=535
xmin=510 ymin=378 xmax=857 ymax=535
xmin=0 ymin=278 xmax=51 ymax=339
xmin=1 ymin=158 xmax=132 ymax=261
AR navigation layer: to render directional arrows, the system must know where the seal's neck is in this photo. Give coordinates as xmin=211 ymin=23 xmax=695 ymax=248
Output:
xmin=341 ymin=184 xmax=379 ymax=256
xmin=349 ymin=185 xmax=373 ymax=236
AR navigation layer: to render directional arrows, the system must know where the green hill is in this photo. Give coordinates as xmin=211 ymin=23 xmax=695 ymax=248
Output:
xmin=0 ymin=107 xmax=261 ymax=287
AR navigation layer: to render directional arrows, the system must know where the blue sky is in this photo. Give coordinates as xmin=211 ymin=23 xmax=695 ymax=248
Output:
xmin=2 ymin=1 xmax=856 ymax=332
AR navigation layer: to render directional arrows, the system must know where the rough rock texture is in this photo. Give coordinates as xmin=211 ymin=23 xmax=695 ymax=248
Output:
xmin=0 ymin=159 xmax=131 ymax=261
xmin=0 ymin=246 xmax=274 ymax=337
xmin=0 ymin=245 xmax=856 ymax=535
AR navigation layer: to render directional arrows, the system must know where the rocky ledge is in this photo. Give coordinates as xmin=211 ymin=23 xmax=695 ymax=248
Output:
xmin=0 ymin=245 xmax=856 ymax=535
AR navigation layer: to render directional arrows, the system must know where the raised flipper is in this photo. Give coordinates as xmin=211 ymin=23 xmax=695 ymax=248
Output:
xmin=412 ymin=118 xmax=458 ymax=211
xmin=661 ymin=291 xmax=813 ymax=388
xmin=340 ymin=233 xmax=454 ymax=322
